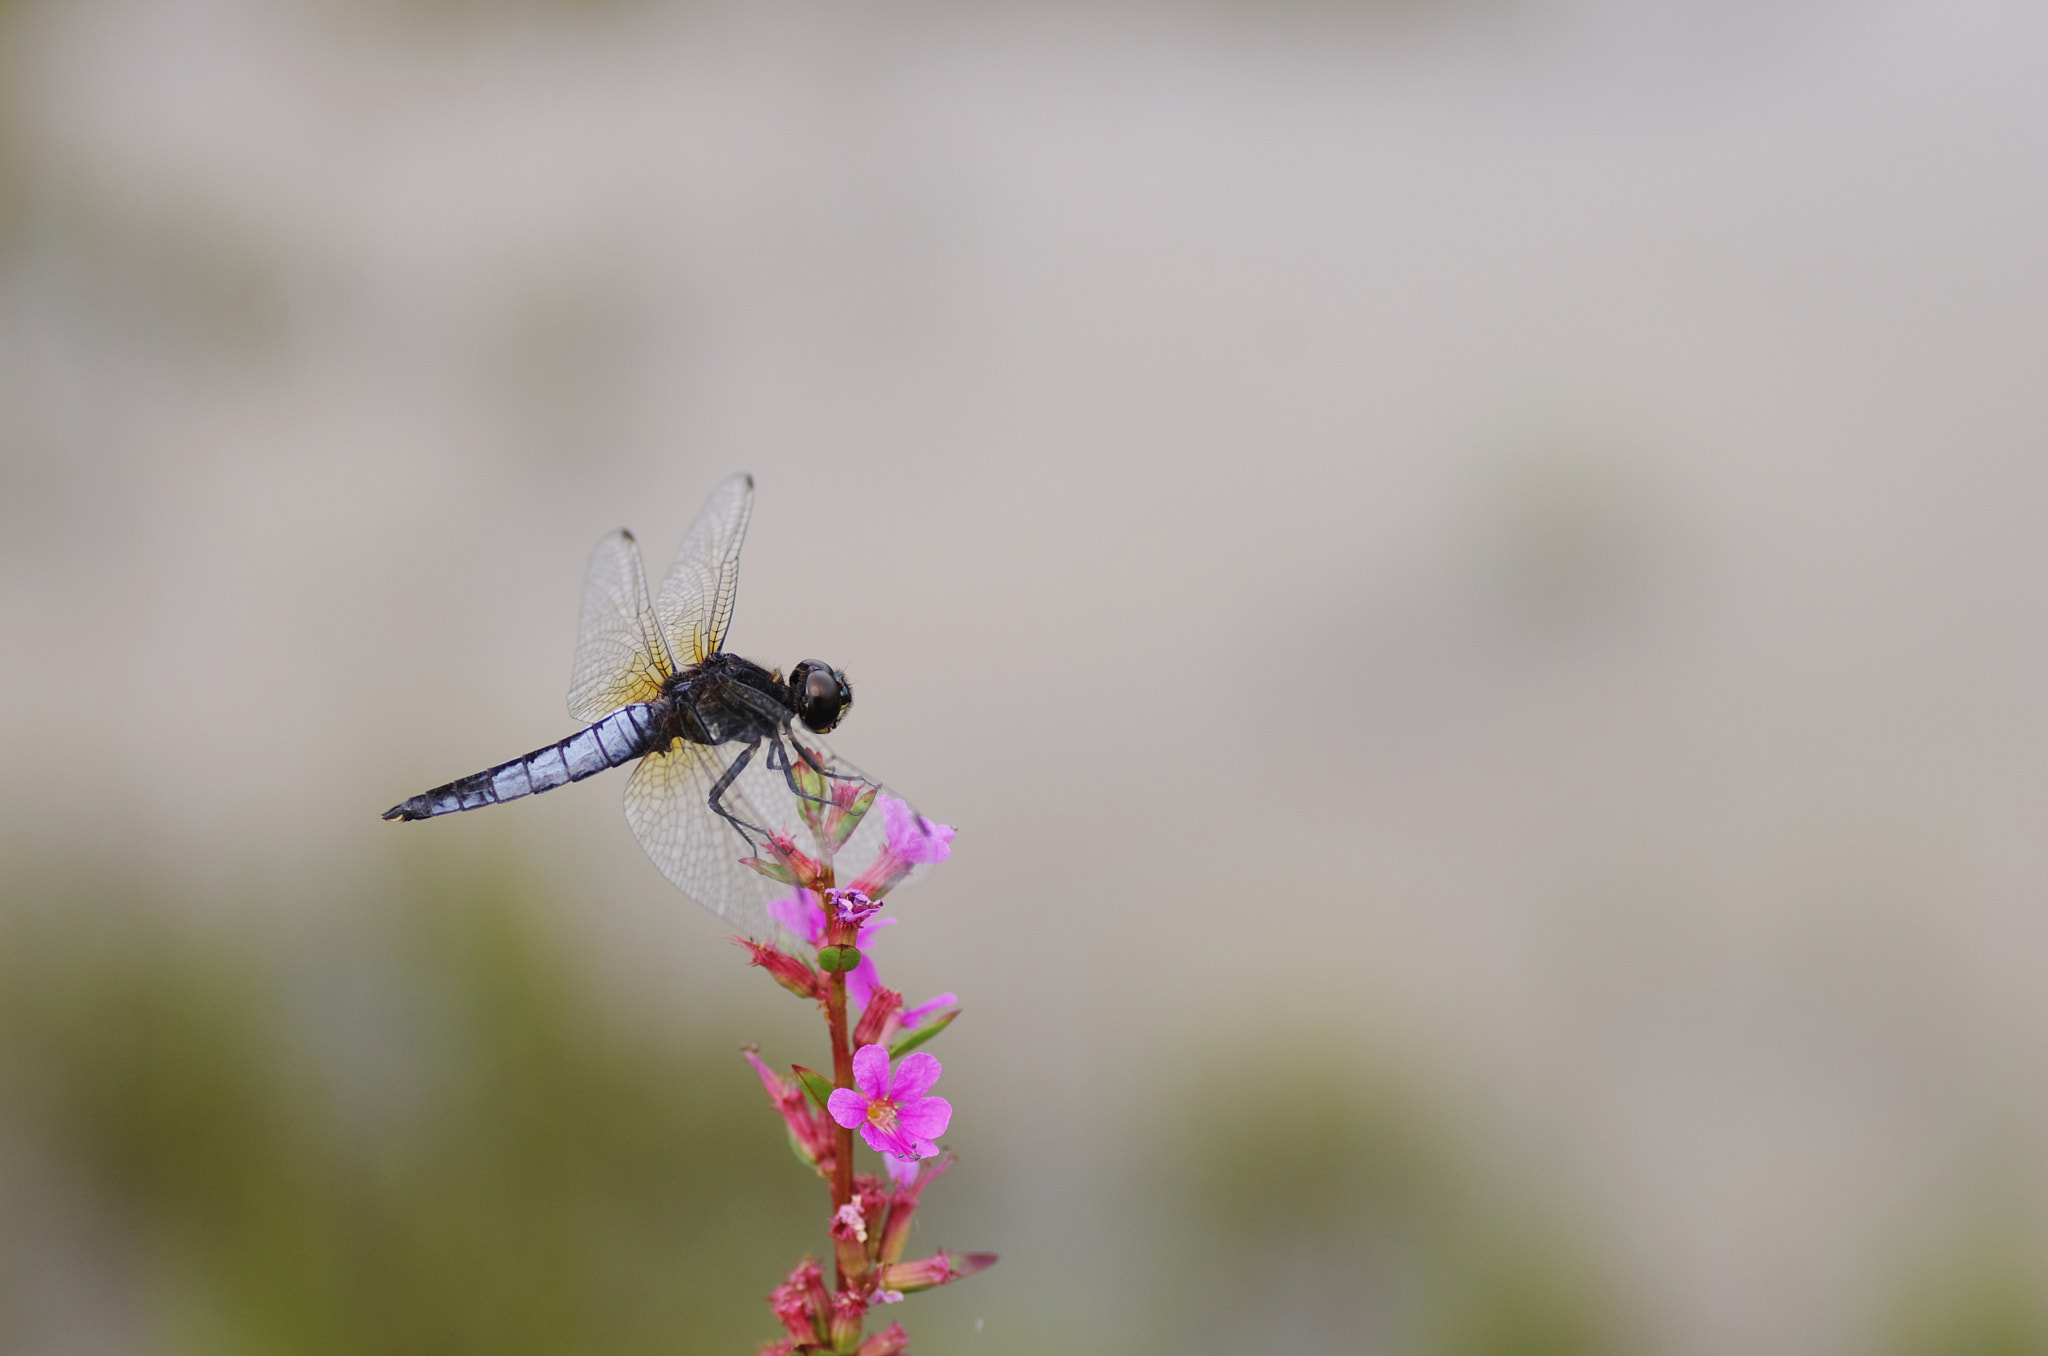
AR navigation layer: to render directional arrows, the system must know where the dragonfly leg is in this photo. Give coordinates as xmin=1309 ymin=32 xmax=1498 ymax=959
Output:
xmin=705 ymin=739 xmax=773 ymax=850
xmin=786 ymin=734 xmax=874 ymax=788
xmin=768 ymin=734 xmax=869 ymax=808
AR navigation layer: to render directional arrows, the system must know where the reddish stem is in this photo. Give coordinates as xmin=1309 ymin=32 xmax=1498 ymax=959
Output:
xmin=823 ymin=896 xmax=867 ymax=1295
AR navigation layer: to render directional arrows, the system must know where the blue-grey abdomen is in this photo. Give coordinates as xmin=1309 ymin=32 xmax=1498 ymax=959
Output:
xmin=382 ymin=703 xmax=660 ymax=821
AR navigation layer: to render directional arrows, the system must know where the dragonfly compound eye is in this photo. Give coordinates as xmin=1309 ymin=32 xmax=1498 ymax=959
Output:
xmin=791 ymin=660 xmax=852 ymax=733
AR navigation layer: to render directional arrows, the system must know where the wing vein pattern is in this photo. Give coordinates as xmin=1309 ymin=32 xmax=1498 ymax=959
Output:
xmin=657 ymin=472 xmax=754 ymax=666
xmin=568 ymin=530 xmax=675 ymax=723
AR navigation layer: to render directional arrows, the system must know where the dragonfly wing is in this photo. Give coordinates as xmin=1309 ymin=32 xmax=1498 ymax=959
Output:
xmin=624 ymin=737 xmax=787 ymax=939
xmin=623 ymin=720 xmax=939 ymax=938
xmin=568 ymin=530 xmax=675 ymax=723
xmin=656 ymin=472 xmax=754 ymax=666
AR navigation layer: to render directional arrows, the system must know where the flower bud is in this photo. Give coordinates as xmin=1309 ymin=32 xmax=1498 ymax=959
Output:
xmin=742 ymin=1049 xmax=836 ymax=1174
xmin=874 ymin=1249 xmax=996 ymax=1293
xmin=857 ymin=1322 xmax=910 ymax=1356
xmin=743 ymin=832 xmax=826 ymax=892
xmin=736 ymin=939 xmax=825 ymax=1001
xmin=875 ymin=1153 xmax=952 ymax=1265
xmin=766 ymin=1258 xmax=827 ymax=1345
xmin=827 ymin=1289 xmax=868 ymax=1350
xmin=851 ymin=988 xmax=903 ymax=1048
xmin=827 ymin=783 xmax=878 ymax=850
xmin=830 ymin=1202 xmax=868 ymax=1244
xmin=799 ymin=1260 xmax=832 ymax=1324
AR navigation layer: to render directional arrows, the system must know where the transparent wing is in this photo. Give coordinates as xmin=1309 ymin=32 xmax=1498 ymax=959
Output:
xmin=568 ymin=530 xmax=677 ymax=723
xmin=622 ymin=718 xmax=937 ymax=940
xmin=623 ymin=739 xmax=787 ymax=939
xmin=657 ymin=472 xmax=754 ymax=666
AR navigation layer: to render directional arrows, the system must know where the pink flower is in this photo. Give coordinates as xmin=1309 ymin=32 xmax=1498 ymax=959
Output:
xmin=883 ymin=796 xmax=953 ymax=865
xmin=827 ymin=887 xmax=883 ymax=925
xmin=846 ymin=798 xmax=955 ymax=897
xmin=827 ymin=1045 xmax=951 ymax=1161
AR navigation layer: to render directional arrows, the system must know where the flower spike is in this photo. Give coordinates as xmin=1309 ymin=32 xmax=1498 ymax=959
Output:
xmin=741 ymin=795 xmax=982 ymax=1350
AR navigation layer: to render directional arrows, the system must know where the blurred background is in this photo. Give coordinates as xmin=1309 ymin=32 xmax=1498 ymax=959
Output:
xmin=1 ymin=0 xmax=2044 ymax=1351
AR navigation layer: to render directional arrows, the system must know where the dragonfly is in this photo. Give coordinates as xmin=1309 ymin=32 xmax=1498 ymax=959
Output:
xmin=383 ymin=473 xmax=926 ymax=936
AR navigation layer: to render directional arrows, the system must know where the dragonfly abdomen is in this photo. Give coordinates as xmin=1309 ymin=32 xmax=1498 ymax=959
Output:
xmin=382 ymin=703 xmax=661 ymax=821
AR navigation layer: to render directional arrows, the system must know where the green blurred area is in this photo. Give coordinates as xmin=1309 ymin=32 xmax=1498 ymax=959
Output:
xmin=2 ymin=853 xmax=2042 ymax=1354
xmin=1135 ymin=1048 xmax=1621 ymax=1356
xmin=0 ymin=855 xmax=818 ymax=1355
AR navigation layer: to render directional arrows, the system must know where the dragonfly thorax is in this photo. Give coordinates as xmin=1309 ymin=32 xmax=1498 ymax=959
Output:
xmin=657 ymin=652 xmax=849 ymax=746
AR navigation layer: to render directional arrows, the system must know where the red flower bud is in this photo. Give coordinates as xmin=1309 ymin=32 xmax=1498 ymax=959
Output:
xmin=875 ymin=1152 xmax=953 ymax=1265
xmin=874 ymin=1249 xmax=996 ymax=1293
xmin=741 ymin=831 xmax=826 ymax=892
xmin=852 ymin=988 xmax=903 ymax=1047
xmin=765 ymin=1257 xmax=827 ymax=1346
xmin=741 ymin=1048 xmax=837 ymax=1175
xmin=736 ymin=939 xmax=825 ymax=1001
xmin=857 ymin=1321 xmax=910 ymax=1355
xmin=829 ymin=1201 xmax=868 ymax=1244
xmin=827 ymin=1289 xmax=869 ymax=1349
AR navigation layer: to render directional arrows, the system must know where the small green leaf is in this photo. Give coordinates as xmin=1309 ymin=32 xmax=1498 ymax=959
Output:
xmin=888 ymin=1008 xmax=960 ymax=1059
xmin=740 ymin=855 xmax=796 ymax=885
xmin=831 ymin=785 xmax=879 ymax=849
xmin=792 ymin=1065 xmax=835 ymax=1110
xmin=785 ymin=1123 xmax=820 ymax=1169
xmin=817 ymin=945 xmax=863 ymax=973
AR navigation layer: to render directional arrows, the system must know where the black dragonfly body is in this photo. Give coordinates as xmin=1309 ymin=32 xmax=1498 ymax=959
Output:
xmin=383 ymin=474 xmax=923 ymax=933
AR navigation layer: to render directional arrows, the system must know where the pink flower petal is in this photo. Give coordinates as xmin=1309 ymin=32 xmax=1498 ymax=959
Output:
xmin=826 ymin=1088 xmax=870 ymax=1129
xmin=899 ymin=994 xmax=956 ymax=1030
xmin=893 ymin=1095 xmax=951 ymax=1141
xmin=859 ymin=1122 xmax=919 ymax=1158
xmin=846 ymin=955 xmax=881 ymax=1011
xmin=881 ymin=796 xmax=954 ymax=866
xmin=767 ymin=892 xmax=824 ymax=945
xmin=851 ymin=1044 xmax=893 ymax=1100
xmin=888 ymin=1051 xmax=942 ymax=1102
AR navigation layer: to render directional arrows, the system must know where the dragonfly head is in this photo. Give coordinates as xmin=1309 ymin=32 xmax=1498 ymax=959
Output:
xmin=788 ymin=660 xmax=853 ymax=733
